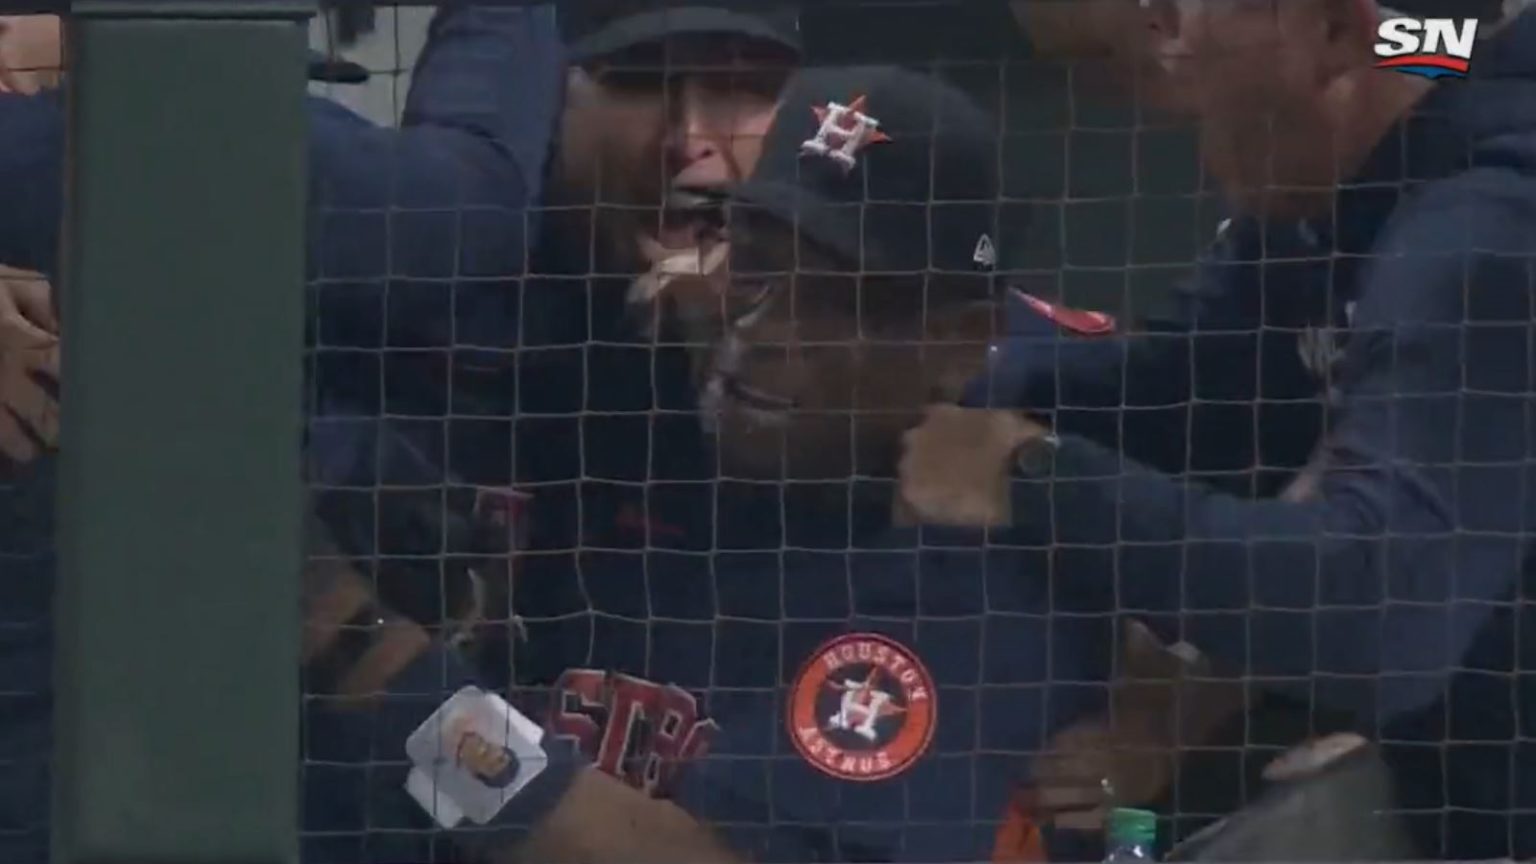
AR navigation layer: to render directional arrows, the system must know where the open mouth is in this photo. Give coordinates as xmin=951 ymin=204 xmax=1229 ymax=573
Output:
xmin=656 ymin=189 xmax=727 ymax=250
xmin=630 ymin=190 xmax=732 ymax=308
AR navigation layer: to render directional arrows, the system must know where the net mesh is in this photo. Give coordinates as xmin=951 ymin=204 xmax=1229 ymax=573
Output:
xmin=0 ymin=0 xmax=1524 ymax=861
xmin=296 ymin=1 xmax=1519 ymax=861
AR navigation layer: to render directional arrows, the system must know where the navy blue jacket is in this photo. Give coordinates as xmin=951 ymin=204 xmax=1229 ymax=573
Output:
xmin=308 ymin=425 xmax=1114 ymax=864
xmin=0 ymin=7 xmax=565 ymax=863
xmin=307 ymin=183 xmax=1113 ymax=862
xmin=965 ymin=8 xmax=1536 ymax=857
xmin=0 ymin=9 xmax=561 ymax=286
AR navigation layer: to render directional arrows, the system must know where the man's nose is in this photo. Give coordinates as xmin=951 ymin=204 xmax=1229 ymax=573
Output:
xmin=1140 ymin=0 xmax=1193 ymax=59
xmin=669 ymin=123 xmax=722 ymax=175
xmin=666 ymin=87 xmax=735 ymax=189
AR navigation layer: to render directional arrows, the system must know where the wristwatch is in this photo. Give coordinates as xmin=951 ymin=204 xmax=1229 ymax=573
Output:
xmin=304 ymin=599 xmax=386 ymax=695
xmin=1014 ymin=428 xmax=1061 ymax=476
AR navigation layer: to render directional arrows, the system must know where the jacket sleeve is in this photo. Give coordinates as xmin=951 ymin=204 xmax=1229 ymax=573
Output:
xmin=302 ymin=638 xmax=487 ymax=864
xmin=0 ymin=92 xmax=63 ymax=274
xmin=308 ymin=4 xmax=562 ymax=286
xmin=0 ymin=5 xmax=563 ymax=290
xmin=965 ymin=222 xmax=1286 ymax=414
xmin=1010 ymin=192 xmax=1536 ymax=724
xmin=965 ymin=291 xmax=1188 ymax=414
xmin=965 ymin=228 xmax=1286 ymax=475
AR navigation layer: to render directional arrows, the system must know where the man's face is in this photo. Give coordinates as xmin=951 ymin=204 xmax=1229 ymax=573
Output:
xmin=1018 ymin=0 xmax=1388 ymax=214
xmin=1139 ymin=1 xmax=1337 ymax=116
xmin=1009 ymin=0 xmax=1187 ymax=112
xmin=557 ymin=34 xmax=791 ymax=270
xmin=1124 ymin=0 xmax=1384 ymax=212
xmin=652 ymin=214 xmax=992 ymax=481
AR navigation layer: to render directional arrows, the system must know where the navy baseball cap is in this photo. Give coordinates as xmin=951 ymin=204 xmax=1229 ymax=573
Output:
xmin=728 ymin=65 xmax=1000 ymax=275
xmin=562 ymin=2 xmax=801 ymax=62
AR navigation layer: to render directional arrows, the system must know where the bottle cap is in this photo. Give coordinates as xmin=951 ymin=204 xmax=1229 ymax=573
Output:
xmin=1109 ymin=807 xmax=1158 ymax=846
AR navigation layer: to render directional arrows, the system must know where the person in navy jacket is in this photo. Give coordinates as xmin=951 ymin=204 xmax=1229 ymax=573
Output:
xmin=0 ymin=7 xmax=566 ymax=862
xmin=904 ymin=0 xmax=1536 ymax=857
xmin=0 ymin=3 xmax=818 ymax=860
xmin=298 ymin=61 xmax=1121 ymax=864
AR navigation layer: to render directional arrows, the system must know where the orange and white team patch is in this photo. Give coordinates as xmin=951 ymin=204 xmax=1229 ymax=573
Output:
xmin=787 ymin=633 xmax=936 ymax=782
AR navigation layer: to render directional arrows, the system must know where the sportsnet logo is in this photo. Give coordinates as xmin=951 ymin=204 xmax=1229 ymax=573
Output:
xmin=1373 ymin=17 xmax=1477 ymax=79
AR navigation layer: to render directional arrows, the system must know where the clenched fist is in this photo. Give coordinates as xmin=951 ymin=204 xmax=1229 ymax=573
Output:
xmin=895 ymin=404 xmax=1049 ymax=527
xmin=1030 ymin=620 xmax=1245 ymax=829
xmin=0 ymin=265 xmax=57 ymax=464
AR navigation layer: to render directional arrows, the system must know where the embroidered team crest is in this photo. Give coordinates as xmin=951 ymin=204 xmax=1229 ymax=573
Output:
xmin=801 ymin=94 xmax=890 ymax=171
xmin=787 ymin=633 xmax=936 ymax=782
xmin=1013 ymin=290 xmax=1116 ymax=336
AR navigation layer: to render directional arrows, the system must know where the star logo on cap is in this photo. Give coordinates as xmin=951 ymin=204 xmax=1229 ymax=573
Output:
xmin=801 ymin=94 xmax=891 ymax=171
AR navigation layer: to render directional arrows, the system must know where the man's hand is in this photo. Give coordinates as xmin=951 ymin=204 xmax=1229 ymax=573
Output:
xmin=896 ymin=404 xmax=1047 ymax=527
xmin=304 ymin=522 xmax=434 ymax=705
xmin=0 ymin=15 xmax=62 ymax=95
xmin=304 ymin=515 xmax=739 ymax=863
xmin=1030 ymin=620 xmax=1245 ymax=829
xmin=0 ymin=265 xmax=57 ymax=463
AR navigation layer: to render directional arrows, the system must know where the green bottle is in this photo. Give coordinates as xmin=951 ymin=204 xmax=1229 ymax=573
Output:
xmin=1104 ymin=807 xmax=1158 ymax=862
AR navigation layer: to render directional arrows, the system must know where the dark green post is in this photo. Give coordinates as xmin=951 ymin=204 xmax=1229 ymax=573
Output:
xmin=53 ymin=3 xmax=312 ymax=862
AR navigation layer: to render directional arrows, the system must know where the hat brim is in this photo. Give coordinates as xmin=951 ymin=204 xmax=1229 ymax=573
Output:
xmin=734 ymin=178 xmax=1001 ymax=275
xmin=729 ymin=178 xmax=872 ymax=271
xmin=569 ymin=7 xmax=801 ymax=62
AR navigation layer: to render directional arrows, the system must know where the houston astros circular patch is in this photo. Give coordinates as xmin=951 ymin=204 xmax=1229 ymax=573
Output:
xmin=787 ymin=632 xmax=936 ymax=782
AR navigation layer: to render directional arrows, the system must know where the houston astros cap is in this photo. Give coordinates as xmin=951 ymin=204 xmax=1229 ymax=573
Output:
xmin=727 ymin=65 xmax=1000 ymax=275
xmin=562 ymin=1 xmax=801 ymax=62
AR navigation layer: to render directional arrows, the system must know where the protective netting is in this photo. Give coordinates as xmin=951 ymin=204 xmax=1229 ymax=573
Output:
xmin=0 ymin=1 xmax=1530 ymax=862
xmin=297 ymin=1 xmax=1536 ymax=861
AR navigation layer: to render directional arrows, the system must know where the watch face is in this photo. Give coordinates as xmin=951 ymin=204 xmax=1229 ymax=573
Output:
xmin=1015 ymin=430 xmax=1058 ymax=476
xmin=405 ymin=687 xmax=549 ymax=826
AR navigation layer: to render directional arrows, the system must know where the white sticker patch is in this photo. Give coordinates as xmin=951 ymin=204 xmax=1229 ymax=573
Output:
xmin=404 ymin=686 xmax=548 ymax=827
